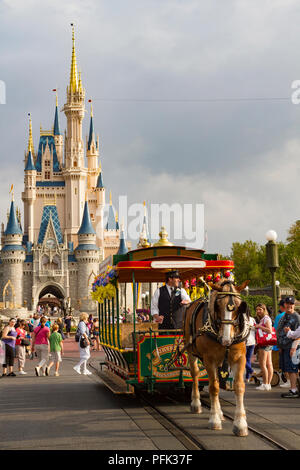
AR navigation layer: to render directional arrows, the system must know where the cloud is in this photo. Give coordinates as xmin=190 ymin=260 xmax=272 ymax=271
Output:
xmin=0 ymin=0 xmax=300 ymax=258
xmin=111 ymin=136 xmax=300 ymax=254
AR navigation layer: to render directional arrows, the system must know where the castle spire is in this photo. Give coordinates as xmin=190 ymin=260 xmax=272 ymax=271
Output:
xmin=25 ymin=148 xmax=36 ymax=171
xmin=87 ymin=99 xmax=95 ymax=150
xmin=106 ymin=191 xmax=118 ymax=230
xmin=78 ymin=200 xmax=96 ymax=235
xmin=96 ymin=168 xmax=104 ymax=188
xmin=27 ymin=113 xmax=34 ymax=156
xmin=69 ymin=23 xmax=78 ymax=93
xmin=117 ymin=222 xmax=128 ymax=255
xmin=5 ymin=199 xmax=22 ymax=235
xmin=53 ymin=89 xmax=60 ymax=135
xmin=137 ymin=201 xmax=151 ymax=248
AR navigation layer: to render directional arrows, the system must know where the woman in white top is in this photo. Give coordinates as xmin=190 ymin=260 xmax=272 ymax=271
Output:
xmin=245 ymin=316 xmax=256 ymax=382
xmin=255 ymin=304 xmax=274 ymax=391
xmin=73 ymin=313 xmax=92 ymax=376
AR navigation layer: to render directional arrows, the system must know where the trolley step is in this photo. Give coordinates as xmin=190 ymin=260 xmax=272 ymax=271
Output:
xmin=96 ymin=365 xmax=135 ymax=395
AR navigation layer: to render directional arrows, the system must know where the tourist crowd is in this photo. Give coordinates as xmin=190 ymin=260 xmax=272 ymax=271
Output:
xmin=0 ymin=311 xmax=101 ymax=378
xmin=246 ymin=296 xmax=300 ymax=398
xmin=1 ymin=296 xmax=300 ymax=399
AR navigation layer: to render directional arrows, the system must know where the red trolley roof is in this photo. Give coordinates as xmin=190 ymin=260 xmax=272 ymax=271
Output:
xmin=115 ymin=259 xmax=234 ymax=283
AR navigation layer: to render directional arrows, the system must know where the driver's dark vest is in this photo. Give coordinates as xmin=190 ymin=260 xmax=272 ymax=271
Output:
xmin=158 ymin=285 xmax=182 ymax=329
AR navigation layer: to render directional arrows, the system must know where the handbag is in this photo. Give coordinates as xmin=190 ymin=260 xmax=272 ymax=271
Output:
xmin=80 ymin=337 xmax=89 ymax=349
xmin=256 ymin=326 xmax=277 ymax=347
xmin=21 ymin=338 xmax=31 ymax=347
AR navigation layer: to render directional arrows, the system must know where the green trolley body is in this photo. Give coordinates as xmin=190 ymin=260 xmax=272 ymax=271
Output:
xmin=94 ymin=245 xmax=234 ymax=394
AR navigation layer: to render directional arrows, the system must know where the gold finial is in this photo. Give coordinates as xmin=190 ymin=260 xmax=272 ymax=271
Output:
xmin=153 ymin=226 xmax=173 ymax=247
xmin=115 ymin=210 xmax=118 ymax=222
xmin=9 ymin=184 xmax=14 ymax=202
xmin=69 ymin=23 xmax=78 ymax=93
xmin=85 ymin=189 xmax=88 ymax=202
xmin=109 ymin=190 xmax=112 ymax=205
xmin=27 ymin=113 xmax=34 ymax=155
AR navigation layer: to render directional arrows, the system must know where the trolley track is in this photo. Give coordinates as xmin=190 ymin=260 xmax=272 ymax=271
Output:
xmin=137 ymin=390 xmax=289 ymax=451
xmin=90 ymin=362 xmax=291 ymax=450
xmin=136 ymin=391 xmax=205 ymax=450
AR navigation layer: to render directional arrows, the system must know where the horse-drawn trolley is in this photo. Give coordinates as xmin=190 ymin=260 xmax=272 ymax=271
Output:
xmin=92 ymin=244 xmax=234 ymax=394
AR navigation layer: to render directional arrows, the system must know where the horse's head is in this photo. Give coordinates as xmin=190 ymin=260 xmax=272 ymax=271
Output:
xmin=208 ymin=279 xmax=249 ymax=347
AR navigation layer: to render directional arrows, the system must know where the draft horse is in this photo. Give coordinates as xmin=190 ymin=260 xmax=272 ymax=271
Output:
xmin=183 ymin=279 xmax=250 ymax=437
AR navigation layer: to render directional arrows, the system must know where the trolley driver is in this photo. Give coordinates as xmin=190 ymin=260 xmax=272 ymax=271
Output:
xmin=151 ymin=270 xmax=191 ymax=330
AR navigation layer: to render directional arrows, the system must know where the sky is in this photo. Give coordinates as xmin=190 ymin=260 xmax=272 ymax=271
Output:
xmin=0 ymin=0 xmax=300 ymax=255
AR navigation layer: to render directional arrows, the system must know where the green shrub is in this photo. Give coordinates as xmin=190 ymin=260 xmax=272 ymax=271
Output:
xmin=241 ymin=294 xmax=273 ymax=317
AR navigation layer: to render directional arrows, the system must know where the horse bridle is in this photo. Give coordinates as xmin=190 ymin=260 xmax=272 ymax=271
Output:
xmin=214 ymin=280 xmax=241 ymax=328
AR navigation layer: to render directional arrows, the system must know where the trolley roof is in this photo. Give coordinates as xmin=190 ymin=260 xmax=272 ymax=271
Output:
xmin=107 ymin=245 xmax=234 ymax=283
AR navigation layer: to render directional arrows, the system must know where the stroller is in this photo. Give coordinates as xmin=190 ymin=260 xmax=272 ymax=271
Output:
xmin=250 ymin=349 xmax=281 ymax=387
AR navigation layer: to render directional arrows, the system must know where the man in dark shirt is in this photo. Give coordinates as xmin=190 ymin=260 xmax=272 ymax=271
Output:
xmin=276 ymin=296 xmax=300 ymax=398
xmin=151 ymin=270 xmax=191 ymax=329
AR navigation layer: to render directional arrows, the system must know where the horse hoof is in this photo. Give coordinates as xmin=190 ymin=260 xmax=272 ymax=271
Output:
xmin=233 ymin=425 xmax=248 ymax=437
xmin=208 ymin=421 xmax=222 ymax=430
xmin=191 ymin=405 xmax=202 ymax=414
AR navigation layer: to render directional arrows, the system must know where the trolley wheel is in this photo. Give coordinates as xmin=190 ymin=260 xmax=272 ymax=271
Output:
xmin=271 ymin=371 xmax=280 ymax=387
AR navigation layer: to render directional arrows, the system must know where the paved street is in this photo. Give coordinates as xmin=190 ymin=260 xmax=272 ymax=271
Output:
xmin=0 ymin=338 xmax=187 ymax=450
xmin=2 ymin=338 xmax=300 ymax=451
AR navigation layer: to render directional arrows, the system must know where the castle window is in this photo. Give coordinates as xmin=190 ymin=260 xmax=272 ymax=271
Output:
xmin=45 ymin=171 xmax=50 ymax=180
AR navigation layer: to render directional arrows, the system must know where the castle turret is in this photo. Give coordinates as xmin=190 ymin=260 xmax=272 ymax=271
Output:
xmin=75 ymin=200 xmax=100 ymax=312
xmin=1 ymin=197 xmax=26 ymax=308
xmin=62 ymin=24 xmax=87 ymax=245
xmin=22 ymin=115 xmax=37 ymax=244
xmin=53 ymin=91 xmax=63 ymax=167
xmin=86 ymin=100 xmax=99 ymax=190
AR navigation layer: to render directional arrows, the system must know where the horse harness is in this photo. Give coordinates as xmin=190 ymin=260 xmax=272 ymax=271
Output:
xmin=186 ymin=281 xmax=251 ymax=357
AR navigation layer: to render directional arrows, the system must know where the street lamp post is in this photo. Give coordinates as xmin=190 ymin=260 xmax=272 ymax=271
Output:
xmin=265 ymin=230 xmax=279 ymax=318
xmin=275 ymin=280 xmax=280 ymax=303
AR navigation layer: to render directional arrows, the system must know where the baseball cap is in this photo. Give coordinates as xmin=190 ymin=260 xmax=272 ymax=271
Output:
xmin=285 ymin=296 xmax=295 ymax=304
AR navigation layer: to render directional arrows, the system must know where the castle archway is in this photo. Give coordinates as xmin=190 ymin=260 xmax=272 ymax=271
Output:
xmin=37 ymin=283 xmax=66 ymax=314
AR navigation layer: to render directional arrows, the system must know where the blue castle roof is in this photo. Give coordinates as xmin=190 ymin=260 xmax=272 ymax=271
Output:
xmin=96 ymin=172 xmax=104 ymax=188
xmin=78 ymin=201 xmax=96 ymax=235
xmin=4 ymin=200 xmax=22 ymax=235
xmin=53 ymin=105 xmax=60 ymax=136
xmin=38 ymin=205 xmax=63 ymax=244
xmin=87 ymin=115 xmax=94 ymax=150
xmin=117 ymin=229 xmax=128 ymax=255
xmin=25 ymin=150 xmax=36 ymax=171
xmin=106 ymin=204 xmax=117 ymax=230
xmin=35 ymin=135 xmax=61 ymax=172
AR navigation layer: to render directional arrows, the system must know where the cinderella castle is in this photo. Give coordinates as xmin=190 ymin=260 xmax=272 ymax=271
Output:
xmin=0 ymin=27 xmax=129 ymax=315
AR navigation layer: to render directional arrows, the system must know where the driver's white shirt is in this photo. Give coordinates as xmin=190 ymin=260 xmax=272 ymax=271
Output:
xmin=150 ymin=285 xmax=191 ymax=317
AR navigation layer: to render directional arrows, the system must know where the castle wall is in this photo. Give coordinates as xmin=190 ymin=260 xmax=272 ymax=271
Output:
xmin=23 ymin=261 xmax=33 ymax=309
